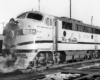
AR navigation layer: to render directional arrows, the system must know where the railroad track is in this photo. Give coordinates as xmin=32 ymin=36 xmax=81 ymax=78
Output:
xmin=0 ymin=59 xmax=100 ymax=80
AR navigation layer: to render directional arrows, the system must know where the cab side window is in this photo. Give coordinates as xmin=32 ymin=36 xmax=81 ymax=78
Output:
xmin=50 ymin=19 xmax=52 ymax=26
xmin=46 ymin=18 xmax=49 ymax=26
xmin=53 ymin=19 xmax=58 ymax=27
xmin=17 ymin=13 xmax=27 ymax=19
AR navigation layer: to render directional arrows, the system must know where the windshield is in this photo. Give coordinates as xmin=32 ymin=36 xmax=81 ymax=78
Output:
xmin=17 ymin=13 xmax=27 ymax=19
xmin=27 ymin=13 xmax=43 ymax=21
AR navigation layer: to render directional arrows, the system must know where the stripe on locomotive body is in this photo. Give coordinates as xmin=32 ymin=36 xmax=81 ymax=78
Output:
xmin=36 ymin=41 xmax=99 ymax=50
xmin=58 ymin=43 xmax=95 ymax=50
xmin=35 ymin=41 xmax=97 ymax=50
xmin=17 ymin=40 xmax=100 ymax=45
xmin=16 ymin=42 xmax=52 ymax=50
xmin=16 ymin=43 xmax=37 ymax=49
xmin=18 ymin=41 xmax=33 ymax=46
xmin=15 ymin=40 xmax=100 ymax=51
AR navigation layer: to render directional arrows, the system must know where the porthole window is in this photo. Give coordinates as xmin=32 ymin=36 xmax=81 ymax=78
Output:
xmin=63 ymin=31 xmax=66 ymax=36
xmin=91 ymin=35 xmax=93 ymax=39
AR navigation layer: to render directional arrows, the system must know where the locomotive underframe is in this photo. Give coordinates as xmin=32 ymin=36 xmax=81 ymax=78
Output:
xmin=21 ymin=49 xmax=100 ymax=72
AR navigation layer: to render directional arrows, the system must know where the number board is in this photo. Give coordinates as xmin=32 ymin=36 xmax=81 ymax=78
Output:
xmin=23 ymin=29 xmax=36 ymax=35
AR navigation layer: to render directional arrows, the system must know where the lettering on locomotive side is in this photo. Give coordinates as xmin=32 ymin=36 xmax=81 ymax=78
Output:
xmin=62 ymin=37 xmax=77 ymax=43
xmin=68 ymin=38 xmax=77 ymax=43
xmin=62 ymin=37 xmax=67 ymax=42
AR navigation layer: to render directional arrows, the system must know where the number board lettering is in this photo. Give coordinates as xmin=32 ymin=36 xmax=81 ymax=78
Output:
xmin=23 ymin=29 xmax=36 ymax=35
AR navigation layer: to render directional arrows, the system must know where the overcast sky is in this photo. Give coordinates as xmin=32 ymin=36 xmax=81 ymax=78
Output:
xmin=0 ymin=0 xmax=100 ymax=33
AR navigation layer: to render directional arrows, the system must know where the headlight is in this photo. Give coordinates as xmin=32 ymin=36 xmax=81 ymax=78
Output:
xmin=9 ymin=18 xmax=20 ymax=26
xmin=9 ymin=18 xmax=15 ymax=24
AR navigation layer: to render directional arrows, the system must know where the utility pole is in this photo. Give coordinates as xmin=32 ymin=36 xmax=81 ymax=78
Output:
xmin=70 ymin=0 xmax=72 ymax=19
xmin=91 ymin=16 xmax=93 ymax=25
xmin=32 ymin=8 xmax=33 ymax=11
xmin=1 ymin=22 xmax=5 ymax=28
xmin=0 ymin=22 xmax=5 ymax=34
xmin=38 ymin=0 xmax=40 ymax=12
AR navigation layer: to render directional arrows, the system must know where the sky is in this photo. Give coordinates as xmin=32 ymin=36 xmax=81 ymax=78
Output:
xmin=0 ymin=0 xmax=100 ymax=33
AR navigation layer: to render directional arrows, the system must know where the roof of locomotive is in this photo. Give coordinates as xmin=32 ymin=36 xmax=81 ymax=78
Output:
xmin=57 ymin=17 xmax=100 ymax=30
xmin=16 ymin=11 xmax=55 ymax=19
xmin=16 ymin=11 xmax=100 ymax=30
xmin=17 ymin=11 xmax=42 ymax=17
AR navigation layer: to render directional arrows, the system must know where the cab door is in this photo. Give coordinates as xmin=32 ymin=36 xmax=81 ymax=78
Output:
xmin=52 ymin=18 xmax=58 ymax=53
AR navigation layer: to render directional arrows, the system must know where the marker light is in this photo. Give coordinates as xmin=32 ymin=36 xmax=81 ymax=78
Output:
xmin=9 ymin=18 xmax=19 ymax=25
xmin=9 ymin=18 xmax=15 ymax=24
